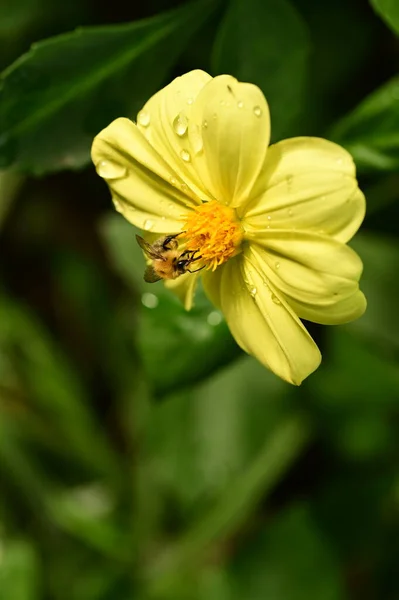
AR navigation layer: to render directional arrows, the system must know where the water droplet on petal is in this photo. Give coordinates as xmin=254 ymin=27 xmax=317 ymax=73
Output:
xmin=173 ymin=113 xmax=188 ymax=137
xmin=170 ymin=177 xmax=178 ymax=186
xmin=143 ymin=219 xmax=153 ymax=231
xmin=207 ymin=311 xmax=222 ymax=326
xmin=202 ymin=120 xmax=208 ymax=129
xmin=288 ymin=208 xmax=293 ymax=217
xmin=137 ymin=110 xmax=150 ymax=127
xmin=181 ymin=183 xmax=189 ymax=193
xmin=336 ymin=158 xmax=343 ymax=166
xmin=237 ymin=101 xmax=244 ymax=109
xmin=250 ymin=287 xmax=257 ymax=297
xmin=96 ymin=160 xmax=127 ymax=180
xmin=212 ymin=113 xmax=217 ymax=120
xmin=275 ymin=262 xmax=280 ymax=270
xmin=253 ymin=106 xmax=262 ymax=117
xmin=187 ymin=97 xmax=193 ymax=105
xmin=271 ymin=294 xmax=281 ymax=305
xmin=180 ymin=149 xmax=191 ymax=162
xmin=267 ymin=215 xmax=271 ymax=221
xmin=266 ymin=225 xmax=270 ymax=229
xmin=141 ymin=292 xmax=159 ymax=309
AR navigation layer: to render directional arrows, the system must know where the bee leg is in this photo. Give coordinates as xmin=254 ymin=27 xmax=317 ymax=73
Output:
xmin=187 ymin=265 xmax=206 ymax=274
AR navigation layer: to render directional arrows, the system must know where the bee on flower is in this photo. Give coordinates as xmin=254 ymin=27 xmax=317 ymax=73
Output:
xmin=92 ymin=70 xmax=366 ymax=385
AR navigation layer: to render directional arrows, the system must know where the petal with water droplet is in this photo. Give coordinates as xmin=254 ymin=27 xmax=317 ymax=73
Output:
xmin=249 ymin=232 xmax=366 ymax=325
xmin=190 ymin=75 xmax=270 ymax=209
xmin=92 ymin=118 xmax=195 ymax=233
xmin=243 ymin=138 xmax=365 ymax=244
xmin=203 ymin=252 xmax=321 ymax=385
xmin=136 ymin=69 xmax=212 ymax=201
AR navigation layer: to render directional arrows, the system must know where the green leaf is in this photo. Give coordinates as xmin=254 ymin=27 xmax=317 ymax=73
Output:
xmin=146 ymin=414 xmax=311 ymax=596
xmin=0 ymin=0 xmax=214 ymax=173
xmin=370 ymin=0 xmax=399 ymax=35
xmin=100 ymin=214 xmax=241 ymax=395
xmin=331 ymin=76 xmax=399 ymax=172
xmin=349 ymin=232 xmax=399 ymax=351
xmin=0 ymin=540 xmax=41 ymax=600
xmin=229 ymin=505 xmax=347 ymax=600
xmin=212 ymin=0 xmax=310 ymax=140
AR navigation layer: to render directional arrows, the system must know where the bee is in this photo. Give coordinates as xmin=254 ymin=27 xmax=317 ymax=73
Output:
xmin=136 ymin=233 xmax=203 ymax=283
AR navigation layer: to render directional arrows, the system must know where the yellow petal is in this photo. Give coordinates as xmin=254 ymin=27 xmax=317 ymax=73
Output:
xmin=92 ymin=117 xmax=197 ymax=233
xmin=243 ymin=137 xmax=365 ymax=243
xmin=248 ymin=231 xmax=366 ymax=325
xmin=137 ymin=69 xmax=213 ymax=201
xmin=164 ymin=272 xmax=199 ymax=311
xmin=205 ymin=252 xmax=321 ymax=385
xmin=191 ymin=75 xmax=270 ymax=208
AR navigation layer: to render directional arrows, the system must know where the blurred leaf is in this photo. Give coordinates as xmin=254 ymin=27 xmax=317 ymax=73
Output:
xmin=0 ymin=293 xmax=119 ymax=478
xmin=331 ymin=76 xmax=399 ymax=172
xmin=100 ymin=214 xmax=241 ymax=395
xmin=349 ymin=232 xmax=399 ymax=351
xmin=146 ymin=408 xmax=310 ymax=595
xmin=229 ymin=505 xmax=346 ymax=600
xmin=0 ymin=539 xmax=41 ymax=600
xmin=296 ymin=0 xmax=377 ymax=133
xmin=212 ymin=0 xmax=309 ymax=140
xmin=370 ymin=0 xmax=399 ymax=35
xmin=0 ymin=169 xmax=24 ymax=228
xmin=147 ymin=356 xmax=295 ymax=507
xmin=0 ymin=0 xmax=215 ymax=173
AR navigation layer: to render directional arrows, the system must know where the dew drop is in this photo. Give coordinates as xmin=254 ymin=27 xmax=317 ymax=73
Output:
xmin=275 ymin=262 xmax=280 ymax=270
xmin=253 ymin=106 xmax=262 ymax=117
xmin=237 ymin=100 xmax=244 ymax=109
xmin=271 ymin=294 xmax=281 ymax=305
xmin=250 ymin=287 xmax=257 ymax=298
xmin=143 ymin=219 xmax=153 ymax=231
xmin=267 ymin=215 xmax=271 ymax=221
xmin=141 ymin=293 xmax=159 ymax=309
xmin=172 ymin=113 xmax=188 ymax=137
xmin=288 ymin=208 xmax=293 ymax=217
xmin=287 ymin=174 xmax=293 ymax=186
xmin=336 ymin=158 xmax=343 ymax=166
xmin=212 ymin=113 xmax=217 ymax=120
xmin=181 ymin=183 xmax=189 ymax=193
xmin=266 ymin=225 xmax=271 ymax=229
xmin=96 ymin=160 xmax=127 ymax=180
xmin=137 ymin=110 xmax=150 ymax=127
xmin=180 ymin=149 xmax=191 ymax=162
xmin=187 ymin=97 xmax=193 ymax=105
xmin=207 ymin=311 xmax=223 ymax=326
xmin=202 ymin=120 xmax=208 ymax=129
xmin=170 ymin=177 xmax=178 ymax=186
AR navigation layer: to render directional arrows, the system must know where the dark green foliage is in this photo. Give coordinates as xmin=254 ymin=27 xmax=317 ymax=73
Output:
xmin=0 ymin=0 xmax=398 ymax=599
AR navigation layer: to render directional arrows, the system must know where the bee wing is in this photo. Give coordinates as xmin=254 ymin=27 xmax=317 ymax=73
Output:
xmin=136 ymin=235 xmax=163 ymax=260
xmin=144 ymin=265 xmax=162 ymax=283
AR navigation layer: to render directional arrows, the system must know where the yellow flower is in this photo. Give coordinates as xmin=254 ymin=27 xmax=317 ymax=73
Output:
xmin=92 ymin=70 xmax=366 ymax=385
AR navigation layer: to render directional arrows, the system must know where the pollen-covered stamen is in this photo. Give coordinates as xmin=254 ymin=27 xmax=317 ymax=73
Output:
xmin=180 ymin=201 xmax=243 ymax=271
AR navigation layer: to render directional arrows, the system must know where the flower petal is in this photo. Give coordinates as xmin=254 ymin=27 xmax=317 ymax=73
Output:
xmin=164 ymin=272 xmax=199 ymax=311
xmin=248 ymin=230 xmax=366 ymax=324
xmin=204 ymin=251 xmax=321 ymax=385
xmin=92 ymin=117 xmax=196 ymax=233
xmin=137 ymin=69 xmax=213 ymax=201
xmin=243 ymin=137 xmax=365 ymax=243
xmin=191 ymin=75 xmax=270 ymax=208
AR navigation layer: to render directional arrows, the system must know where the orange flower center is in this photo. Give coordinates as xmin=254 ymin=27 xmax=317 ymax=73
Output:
xmin=181 ymin=201 xmax=243 ymax=271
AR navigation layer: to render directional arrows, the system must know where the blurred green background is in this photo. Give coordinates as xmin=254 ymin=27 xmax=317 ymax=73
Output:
xmin=0 ymin=0 xmax=399 ymax=598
